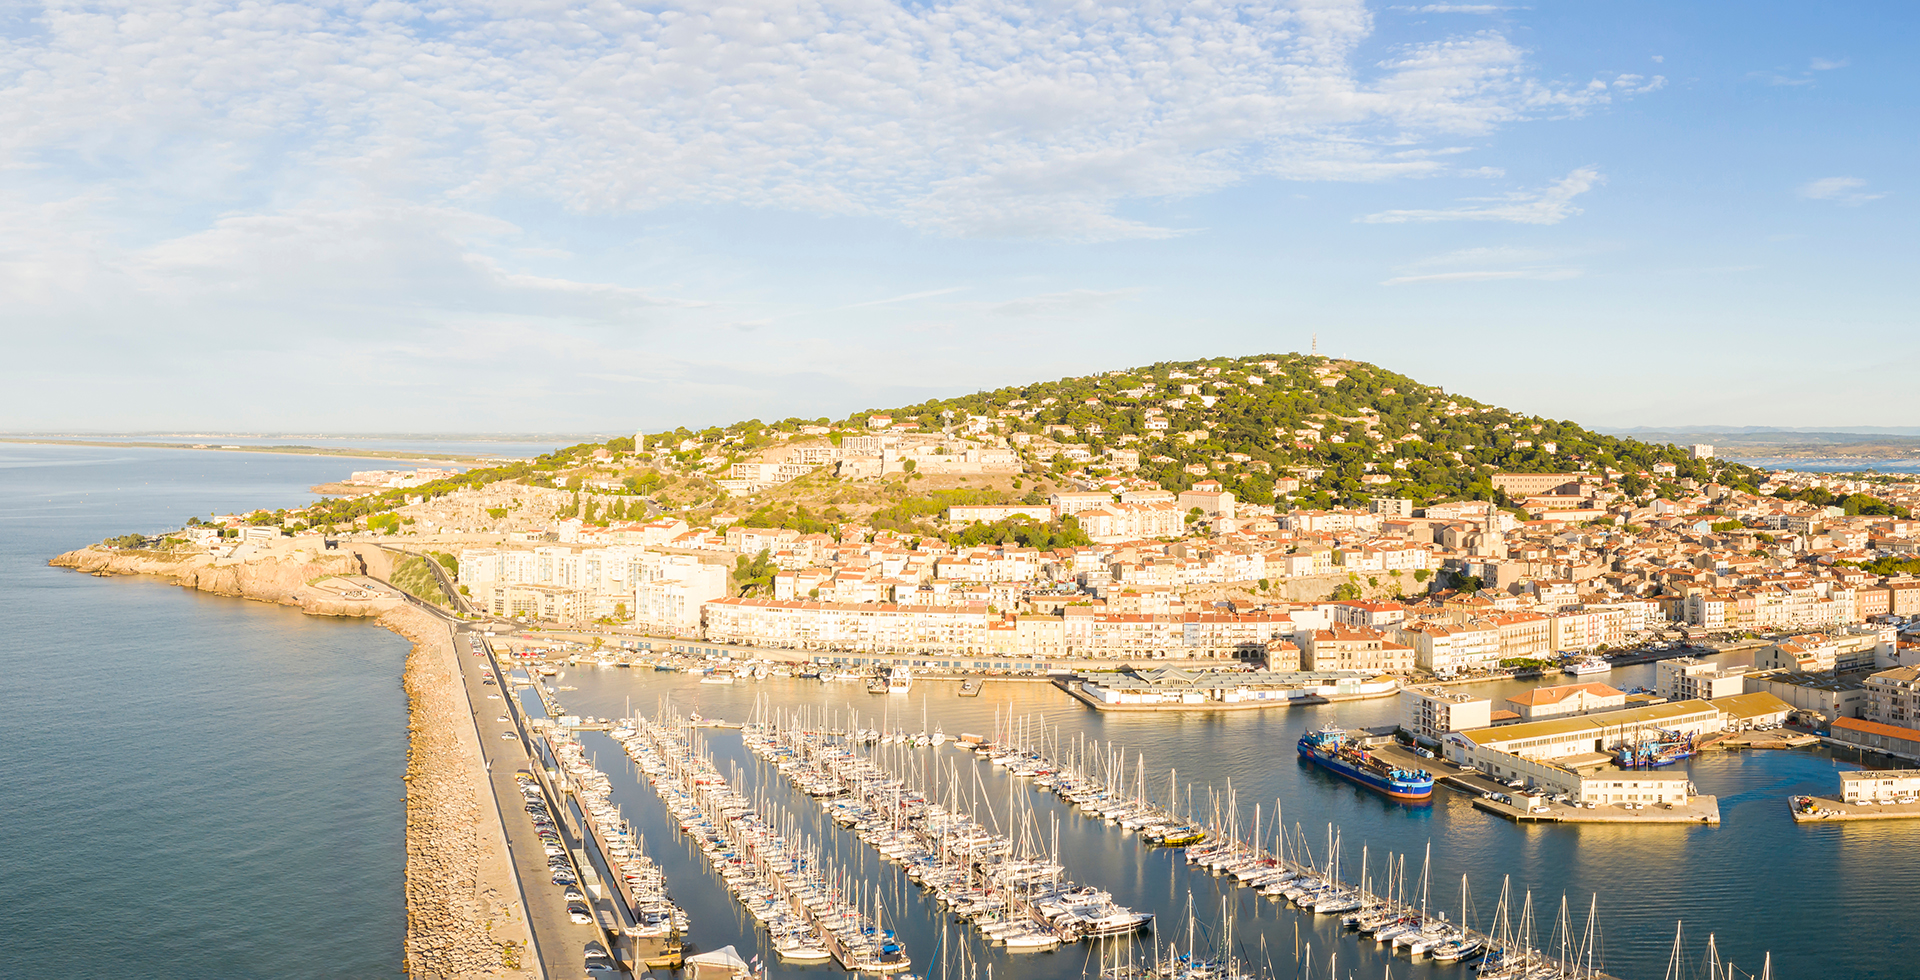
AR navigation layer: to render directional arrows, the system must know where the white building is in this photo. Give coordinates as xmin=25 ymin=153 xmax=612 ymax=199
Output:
xmin=1656 ymin=658 xmax=1747 ymax=702
xmin=1400 ymin=687 xmax=1493 ymax=745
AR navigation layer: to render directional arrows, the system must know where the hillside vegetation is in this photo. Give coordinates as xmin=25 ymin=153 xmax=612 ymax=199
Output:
xmin=284 ymin=353 xmax=1773 ymax=536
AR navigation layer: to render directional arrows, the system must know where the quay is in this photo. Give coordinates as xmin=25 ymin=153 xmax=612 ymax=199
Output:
xmin=1053 ymin=669 xmax=1399 ymax=712
xmin=1790 ymin=796 xmax=1920 ymax=822
xmin=1792 ymin=767 xmax=1920 ymax=822
xmin=1365 ymin=741 xmax=1722 ymax=825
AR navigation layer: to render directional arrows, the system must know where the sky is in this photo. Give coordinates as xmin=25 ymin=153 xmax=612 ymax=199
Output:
xmin=1 ymin=0 xmax=1913 ymax=434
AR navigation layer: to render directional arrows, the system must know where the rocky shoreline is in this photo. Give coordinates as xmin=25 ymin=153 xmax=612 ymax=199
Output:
xmin=51 ymin=545 xmax=534 ymax=979
xmin=389 ymin=604 xmax=537 ymax=980
xmin=48 ymin=544 xmax=400 ymax=617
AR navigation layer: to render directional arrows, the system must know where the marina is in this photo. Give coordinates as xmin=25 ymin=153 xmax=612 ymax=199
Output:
xmin=612 ymin=705 xmax=914 ymax=972
xmin=493 ymin=660 xmax=1867 ymax=980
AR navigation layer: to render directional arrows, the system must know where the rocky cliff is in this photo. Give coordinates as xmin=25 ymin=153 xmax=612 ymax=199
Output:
xmin=49 ymin=545 xmax=402 ymax=617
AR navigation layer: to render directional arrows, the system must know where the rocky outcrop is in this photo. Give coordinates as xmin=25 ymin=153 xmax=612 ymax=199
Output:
xmin=48 ymin=545 xmax=399 ymax=617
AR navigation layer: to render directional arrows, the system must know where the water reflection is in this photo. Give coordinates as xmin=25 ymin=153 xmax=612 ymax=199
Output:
xmin=551 ymin=669 xmax=1902 ymax=979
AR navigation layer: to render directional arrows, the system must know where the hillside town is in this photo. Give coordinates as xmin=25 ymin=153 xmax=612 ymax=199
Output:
xmin=148 ymin=357 xmax=1920 ymax=763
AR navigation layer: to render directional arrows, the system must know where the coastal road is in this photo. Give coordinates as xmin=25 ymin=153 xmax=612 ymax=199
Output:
xmin=449 ymin=624 xmax=622 ymax=980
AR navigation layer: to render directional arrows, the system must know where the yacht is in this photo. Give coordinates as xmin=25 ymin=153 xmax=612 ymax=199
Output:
xmin=887 ymin=666 xmax=913 ymax=694
xmin=1563 ymin=655 xmax=1612 ymax=676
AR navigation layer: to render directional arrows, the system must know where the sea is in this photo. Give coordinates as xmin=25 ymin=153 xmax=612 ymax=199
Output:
xmin=0 ymin=444 xmax=424 ymax=978
xmin=0 ymin=441 xmax=1909 ymax=979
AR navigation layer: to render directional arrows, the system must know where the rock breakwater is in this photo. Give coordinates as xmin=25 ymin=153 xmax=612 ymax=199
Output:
xmin=390 ymin=605 xmax=535 ymax=979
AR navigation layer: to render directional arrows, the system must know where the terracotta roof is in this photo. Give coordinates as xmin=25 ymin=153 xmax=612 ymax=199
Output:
xmin=1833 ymin=717 xmax=1920 ymax=743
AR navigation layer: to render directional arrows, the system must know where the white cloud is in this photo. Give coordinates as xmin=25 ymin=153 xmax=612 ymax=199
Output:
xmin=1811 ymin=57 xmax=1850 ymax=71
xmin=1358 ymin=167 xmax=1601 ymax=224
xmin=0 ymin=0 xmax=1641 ymax=242
xmin=1798 ymin=177 xmax=1886 ymax=205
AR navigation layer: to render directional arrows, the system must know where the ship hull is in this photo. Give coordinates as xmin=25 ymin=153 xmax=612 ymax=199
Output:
xmin=1297 ymin=744 xmax=1433 ymax=801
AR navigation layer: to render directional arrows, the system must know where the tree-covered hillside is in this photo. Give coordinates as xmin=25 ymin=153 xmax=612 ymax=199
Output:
xmin=846 ymin=353 xmax=1765 ymax=506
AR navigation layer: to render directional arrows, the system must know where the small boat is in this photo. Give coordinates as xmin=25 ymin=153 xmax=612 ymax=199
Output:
xmin=886 ymin=666 xmax=913 ymax=695
xmin=958 ymin=678 xmax=982 ymax=697
xmin=700 ymin=669 xmax=736 ymax=685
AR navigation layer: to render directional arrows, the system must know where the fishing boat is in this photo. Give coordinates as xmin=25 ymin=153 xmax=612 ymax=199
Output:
xmin=1612 ymin=728 xmax=1696 ymax=767
xmin=700 ymin=669 xmax=736 ymax=685
xmin=1562 ymin=655 xmax=1612 ymax=676
xmin=958 ymin=678 xmax=982 ymax=697
xmin=1296 ymin=727 xmax=1434 ymax=801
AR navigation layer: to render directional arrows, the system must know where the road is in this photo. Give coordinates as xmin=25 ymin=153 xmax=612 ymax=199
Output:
xmin=454 ymin=624 xmax=624 ymax=979
xmin=393 ymin=586 xmax=625 ymax=979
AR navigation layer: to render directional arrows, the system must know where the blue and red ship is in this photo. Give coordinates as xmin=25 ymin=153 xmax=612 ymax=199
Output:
xmin=1297 ymin=726 xmax=1435 ymax=801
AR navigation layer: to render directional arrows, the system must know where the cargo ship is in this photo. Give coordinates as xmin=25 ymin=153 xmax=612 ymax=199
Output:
xmin=1297 ymin=726 xmax=1435 ymax=801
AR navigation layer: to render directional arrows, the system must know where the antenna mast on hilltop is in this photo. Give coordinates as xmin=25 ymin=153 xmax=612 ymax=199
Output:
xmin=1312 ymin=332 xmax=1318 ymax=355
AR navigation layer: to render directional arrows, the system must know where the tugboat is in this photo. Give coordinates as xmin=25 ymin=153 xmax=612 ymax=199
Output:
xmin=1297 ymin=726 xmax=1435 ymax=801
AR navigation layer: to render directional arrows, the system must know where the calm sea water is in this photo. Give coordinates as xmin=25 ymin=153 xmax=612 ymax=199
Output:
xmin=546 ymin=669 xmax=1898 ymax=980
xmin=0 ymin=445 xmax=409 ymax=978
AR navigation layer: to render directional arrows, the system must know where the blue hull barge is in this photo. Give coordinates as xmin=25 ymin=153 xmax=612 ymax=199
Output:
xmin=1297 ymin=726 xmax=1435 ymax=801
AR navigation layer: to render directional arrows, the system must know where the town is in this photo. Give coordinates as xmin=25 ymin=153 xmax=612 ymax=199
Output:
xmin=141 ymin=357 xmax=1920 ymax=766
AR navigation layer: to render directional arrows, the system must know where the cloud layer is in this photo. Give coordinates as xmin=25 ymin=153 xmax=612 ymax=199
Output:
xmin=2 ymin=0 xmax=1638 ymax=241
xmin=1359 ymin=166 xmax=1601 ymax=224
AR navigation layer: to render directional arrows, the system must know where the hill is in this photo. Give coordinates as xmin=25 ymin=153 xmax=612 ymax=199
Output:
xmin=286 ymin=353 xmax=1770 ymax=537
xmin=824 ymin=353 xmax=1765 ymax=505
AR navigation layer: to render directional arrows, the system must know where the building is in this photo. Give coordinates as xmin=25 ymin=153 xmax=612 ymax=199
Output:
xmin=1505 ymin=682 xmax=1627 ymax=722
xmin=1490 ymin=473 xmax=1584 ymax=497
xmin=1395 ymin=620 xmax=1500 ymax=678
xmin=633 ymin=554 xmax=730 ymax=636
xmin=1448 ymin=700 xmax=1725 ymax=764
xmin=1657 ymin=658 xmax=1748 ymax=702
xmin=1743 ymin=669 xmax=1869 ymax=726
xmin=1369 ymin=498 xmax=1414 ymax=518
xmin=1839 ymin=769 xmax=1920 ymax=803
xmin=1690 ymin=444 xmax=1715 ymax=460
xmin=1710 ymin=691 xmax=1792 ymax=730
xmin=1301 ymin=625 xmax=1415 ymax=674
xmin=1176 ymin=488 xmax=1236 ymax=520
xmin=1865 ymin=667 xmax=1920 ymax=727
xmin=1050 ymin=491 xmax=1116 ymax=515
xmin=1831 ymin=717 xmax=1920 ymax=763
xmin=1400 ymin=687 xmax=1492 ymax=745
xmin=947 ymin=505 xmax=1055 ymax=524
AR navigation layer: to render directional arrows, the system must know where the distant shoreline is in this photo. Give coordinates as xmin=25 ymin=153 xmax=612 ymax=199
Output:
xmin=0 ymin=436 xmax=507 ymax=467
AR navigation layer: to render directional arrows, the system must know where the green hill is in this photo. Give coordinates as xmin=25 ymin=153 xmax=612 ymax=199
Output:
xmin=286 ymin=353 xmax=1769 ymax=534
xmin=835 ymin=353 xmax=1763 ymax=507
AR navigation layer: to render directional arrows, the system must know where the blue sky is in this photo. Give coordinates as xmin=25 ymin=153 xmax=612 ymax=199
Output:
xmin=1 ymin=0 xmax=1910 ymax=433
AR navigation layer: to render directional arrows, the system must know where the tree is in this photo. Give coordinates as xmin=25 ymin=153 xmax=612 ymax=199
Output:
xmin=734 ymin=549 xmax=776 ymax=597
